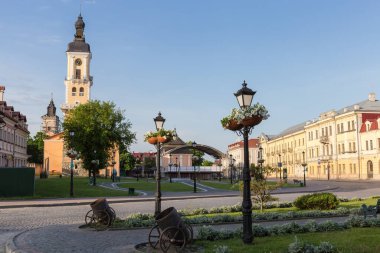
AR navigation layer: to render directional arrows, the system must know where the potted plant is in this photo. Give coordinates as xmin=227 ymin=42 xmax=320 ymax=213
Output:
xmin=157 ymin=129 xmax=174 ymax=143
xmin=221 ymin=103 xmax=269 ymax=131
xmin=144 ymin=131 xmax=158 ymax=144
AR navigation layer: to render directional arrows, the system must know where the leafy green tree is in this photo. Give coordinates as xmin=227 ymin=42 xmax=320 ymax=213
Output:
xmin=63 ymin=100 xmax=136 ymax=184
xmin=249 ymin=164 xmax=280 ymax=212
xmin=143 ymin=156 xmax=156 ymax=169
xmin=187 ymin=141 xmax=205 ymax=166
xmin=202 ymin=160 xmax=214 ymax=166
xmin=120 ymin=152 xmax=136 ymax=170
xmin=27 ymin=131 xmax=48 ymax=163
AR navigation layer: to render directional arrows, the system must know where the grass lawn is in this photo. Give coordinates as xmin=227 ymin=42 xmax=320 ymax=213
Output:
xmin=33 ymin=176 xmax=132 ymax=198
xmin=199 ymin=180 xmax=301 ymax=191
xmin=199 ymin=180 xmax=240 ymax=191
xmin=117 ymin=179 xmax=193 ymax=192
xmin=197 ymin=227 xmax=380 ymax=253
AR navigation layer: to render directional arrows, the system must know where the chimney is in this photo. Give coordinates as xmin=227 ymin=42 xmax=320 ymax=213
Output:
xmin=368 ymin=92 xmax=376 ymax=102
xmin=0 ymin=86 xmax=4 ymax=101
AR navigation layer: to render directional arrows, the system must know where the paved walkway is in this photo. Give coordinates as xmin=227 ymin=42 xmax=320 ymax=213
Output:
xmin=2 ymin=179 xmax=378 ymax=252
xmin=4 ymin=216 xmax=349 ymax=253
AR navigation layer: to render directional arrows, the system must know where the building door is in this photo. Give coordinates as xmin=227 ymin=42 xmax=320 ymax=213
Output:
xmin=367 ymin=160 xmax=374 ymax=179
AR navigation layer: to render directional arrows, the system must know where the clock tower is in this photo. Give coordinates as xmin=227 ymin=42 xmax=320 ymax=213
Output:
xmin=61 ymin=14 xmax=93 ymax=116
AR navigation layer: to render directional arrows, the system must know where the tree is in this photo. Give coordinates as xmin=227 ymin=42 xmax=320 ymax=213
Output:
xmin=63 ymin=100 xmax=136 ymax=184
xmin=27 ymin=131 xmax=48 ymax=164
xmin=249 ymin=164 xmax=281 ymax=212
xmin=187 ymin=141 xmax=204 ymax=166
xmin=202 ymin=160 xmax=214 ymax=166
xmin=120 ymin=152 xmax=136 ymax=170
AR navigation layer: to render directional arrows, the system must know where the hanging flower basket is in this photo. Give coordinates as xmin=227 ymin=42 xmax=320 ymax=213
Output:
xmin=147 ymin=137 xmax=158 ymax=144
xmin=221 ymin=103 xmax=269 ymax=131
xmin=241 ymin=115 xmax=263 ymax=127
xmin=157 ymin=136 xmax=167 ymax=143
xmin=226 ymin=119 xmax=243 ymax=131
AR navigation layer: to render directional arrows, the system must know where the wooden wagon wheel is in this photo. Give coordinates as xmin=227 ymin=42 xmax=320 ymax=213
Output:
xmin=184 ymin=223 xmax=193 ymax=244
xmin=84 ymin=210 xmax=95 ymax=226
xmin=159 ymin=226 xmax=186 ymax=253
xmin=109 ymin=207 xmax=116 ymax=225
xmin=93 ymin=210 xmax=111 ymax=231
xmin=148 ymin=224 xmax=161 ymax=249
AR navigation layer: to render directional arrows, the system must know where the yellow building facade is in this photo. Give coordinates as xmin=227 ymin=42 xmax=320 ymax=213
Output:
xmin=43 ymin=15 xmax=119 ymax=177
xmin=260 ymin=93 xmax=380 ymax=180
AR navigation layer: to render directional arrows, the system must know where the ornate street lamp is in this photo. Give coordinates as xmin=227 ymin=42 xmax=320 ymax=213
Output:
xmin=175 ymin=157 xmax=178 ymax=178
xmin=234 ymin=80 xmax=256 ymax=108
xmin=278 ymin=154 xmax=282 ymax=180
xmin=192 ymin=141 xmax=198 ymax=193
xmin=154 ymin=112 xmax=165 ymax=217
xmin=229 ymin=154 xmax=233 ymax=184
xmin=218 ymin=163 xmax=222 ymax=182
xmin=67 ymin=131 xmax=77 ymax=197
xmin=233 ymin=81 xmax=257 ymax=244
xmin=302 ymin=151 xmax=307 ymax=187
xmin=257 ymin=146 xmax=265 ymax=180
xmin=169 ymin=153 xmax=173 ymax=183
xmin=111 ymin=150 xmax=116 ymax=182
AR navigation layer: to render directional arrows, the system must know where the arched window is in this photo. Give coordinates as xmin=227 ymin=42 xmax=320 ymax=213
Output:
xmin=72 ymin=87 xmax=77 ymax=96
xmin=79 ymin=87 xmax=84 ymax=96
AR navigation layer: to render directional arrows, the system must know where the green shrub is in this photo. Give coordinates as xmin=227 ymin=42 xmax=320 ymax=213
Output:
xmin=294 ymin=193 xmax=339 ymax=210
xmin=288 ymin=236 xmax=337 ymax=253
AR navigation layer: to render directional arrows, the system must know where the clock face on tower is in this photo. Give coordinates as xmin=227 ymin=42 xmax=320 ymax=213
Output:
xmin=75 ymin=58 xmax=82 ymax=66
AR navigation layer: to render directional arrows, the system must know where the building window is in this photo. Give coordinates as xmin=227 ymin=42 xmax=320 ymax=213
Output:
xmin=338 ymin=144 xmax=341 ymax=154
xmin=72 ymin=87 xmax=77 ymax=96
xmin=366 ymin=122 xmax=371 ymax=131
xmin=350 ymin=164 xmax=352 ymax=174
xmin=322 ymin=128 xmax=324 ymax=136
xmin=337 ymin=125 xmax=340 ymax=133
xmin=347 ymin=121 xmax=350 ymax=131
xmin=316 ymin=130 xmax=318 ymax=139
xmin=329 ymin=126 xmax=332 ymax=136
xmin=352 ymin=120 xmax=355 ymax=130
xmin=79 ymin=87 xmax=84 ymax=96
xmin=353 ymin=164 xmax=356 ymax=174
xmin=342 ymin=144 xmax=345 ymax=153
xmin=75 ymin=69 xmax=81 ymax=79
xmin=366 ymin=140 xmax=369 ymax=151
xmin=370 ymin=140 xmax=373 ymax=150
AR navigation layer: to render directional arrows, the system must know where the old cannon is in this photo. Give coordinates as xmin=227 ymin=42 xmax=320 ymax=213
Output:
xmin=85 ymin=198 xmax=116 ymax=231
xmin=148 ymin=207 xmax=193 ymax=252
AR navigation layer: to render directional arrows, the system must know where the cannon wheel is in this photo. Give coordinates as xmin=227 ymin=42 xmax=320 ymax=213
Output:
xmin=84 ymin=210 xmax=95 ymax=226
xmin=109 ymin=207 xmax=116 ymax=225
xmin=184 ymin=223 xmax=193 ymax=243
xmin=148 ymin=224 xmax=161 ymax=249
xmin=93 ymin=210 xmax=111 ymax=231
xmin=160 ymin=226 xmax=186 ymax=253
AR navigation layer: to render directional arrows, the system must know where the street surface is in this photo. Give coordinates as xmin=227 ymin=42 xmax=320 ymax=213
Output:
xmin=1 ymin=179 xmax=380 ymax=252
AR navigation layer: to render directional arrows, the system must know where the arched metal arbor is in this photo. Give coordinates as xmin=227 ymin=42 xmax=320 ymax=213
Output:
xmin=163 ymin=144 xmax=226 ymax=159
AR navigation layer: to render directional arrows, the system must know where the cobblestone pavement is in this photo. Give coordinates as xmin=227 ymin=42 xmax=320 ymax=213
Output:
xmin=1 ymin=179 xmax=380 ymax=252
xmin=6 ymin=217 xmax=350 ymax=253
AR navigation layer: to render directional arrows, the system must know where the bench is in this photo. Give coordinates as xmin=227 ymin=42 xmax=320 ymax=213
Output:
xmin=293 ymin=179 xmax=301 ymax=184
xmin=361 ymin=199 xmax=380 ymax=219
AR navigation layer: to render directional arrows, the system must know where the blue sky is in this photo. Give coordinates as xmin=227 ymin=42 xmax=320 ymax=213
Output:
xmin=1 ymin=0 xmax=380 ymax=155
